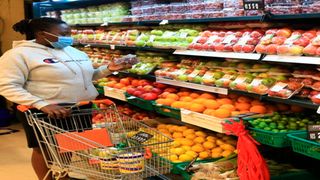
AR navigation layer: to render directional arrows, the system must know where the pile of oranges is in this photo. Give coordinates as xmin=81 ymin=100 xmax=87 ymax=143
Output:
xmin=156 ymin=124 xmax=237 ymax=163
xmin=156 ymin=90 xmax=297 ymax=119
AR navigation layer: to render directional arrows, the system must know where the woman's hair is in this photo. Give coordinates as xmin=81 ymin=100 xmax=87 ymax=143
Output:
xmin=12 ymin=17 xmax=67 ymax=40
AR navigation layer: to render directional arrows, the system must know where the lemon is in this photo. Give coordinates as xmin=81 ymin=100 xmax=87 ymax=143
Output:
xmin=185 ymin=151 xmax=198 ymax=158
xmin=179 ymin=154 xmax=194 ymax=162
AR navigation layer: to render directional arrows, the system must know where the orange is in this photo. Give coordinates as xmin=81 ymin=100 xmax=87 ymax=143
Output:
xmin=265 ymin=104 xmax=278 ymax=113
xmin=177 ymin=126 xmax=188 ymax=132
xmin=194 ymin=136 xmax=205 ymax=144
xmin=206 ymin=136 xmax=217 ymax=142
xmin=105 ymin=81 xmax=117 ymax=88
xmin=181 ymin=102 xmax=192 ymax=109
xmin=180 ymin=138 xmax=194 ymax=146
xmin=276 ymin=103 xmax=290 ymax=111
xmin=211 ymin=151 xmax=222 ymax=158
xmin=190 ymin=93 xmax=200 ymax=98
xmin=237 ymin=96 xmax=251 ymax=103
xmin=166 ymin=93 xmax=179 ymax=101
xmin=180 ymin=96 xmax=194 ymax=102
xmin=191 ymin=144 xmax=205 ymax=153
xmin=185 ymin=134 xmax=197 ymax=140
xmin=251 ymin=99 xmax=264 ymax=106
xmin=113 ymin=82 xmax=124 ymax=89
xmin=189 ymin=103 xmax=206 ymax=113
xmin=183 ymin=129 xmax=195 ymax=136
xmin=177 ymin=91 xmax=190 ymax=97
xmin=192 ymin=98 xmax=207 ymax=104
xmin=203 ymin=109 xmax=215 ymax=116
xmin=199 ymin=93 xmax=216 ymax=99
xmin=235 ymin=102 xmax=251 ymax=111
xmin=290 ymin=105 xmax=304 ymax=113
xmin=156 ymin=99 xmax=166 ymax=105
xmin=231 ymin=111 xmax=241 ymax=116
xmin=203 ymin=141 xmax=216 ymax=150
xmin=211 ymin=147 xmax=223 ymax=153
xmin=220 ymin=104 xmax=236 ymax=111
xmin=220 ymin=144 xmax=235 ymax=151
xmin=221 ymin=150 xmax=233 ymax=158
xmin=213 ymin=108 xmax=231 ymax=118
xmin=131 ymin=79 xmax=139 ymax=87
xmin=195 ymin=131 xmax=207 ymax=137
xmin=217 ymin=98 xmax=233 ymax=105
xmin=250 ymin=105 xmax=267 ymax=114
xmin=199 ymin=151 xmax=210 ymax=159
xmin=163 ymin=98 xmax=175 ymax=106
xmin=203 ymin=99 xmax=220 ymax=110
xmin=171 ymin=101 xmax=184 ymax=109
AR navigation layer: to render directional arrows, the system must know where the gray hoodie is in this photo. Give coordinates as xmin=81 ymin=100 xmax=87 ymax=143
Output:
xmin=0 ymin=40 xmax=110 ymax=109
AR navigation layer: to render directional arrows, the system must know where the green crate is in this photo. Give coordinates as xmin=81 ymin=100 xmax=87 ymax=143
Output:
xmin=287 ymin=132 xmax=320 ymax=160
xmin=153 ymin=103 xmax=181 ymax=120
xmin=124 ymin=93 xmax=155 ymax=111
xmin=249 ymin=128 xmax=306 ymax=148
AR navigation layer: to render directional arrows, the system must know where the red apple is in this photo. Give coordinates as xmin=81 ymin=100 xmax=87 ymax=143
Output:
xmin=215 ymin=44 xmax=224 ymax=51
xmin=246 ymin=38 xmax=260 ymax=45
xmin=120 ymin=78 xmax=130 ymax=86
xmin=233 ymin=44 xmax=242 ymax=52
xmin=224 ymin=44 xmax=233 ymax=52
xmin=293 ymin=37 xmax=310 ymax=47
xmin=242 ymin=45 xmax=255 ymax=53
xmin=266 ymin=29 xmax=277 ymax=34
xmin=276 ymin=28 xmax=292 ymax=38
xmin=255 ymin=44 xmax=266 ymax=53
xmin=136 ymin=86 xmax=144 ymax=92
xmin=201 ymin=31 xmax=212 ymax=37
xmin=277 ymin=45 xmax=290 ymax=55
xmin=198 ymin=37 xmax=208 ymax=44
xmin=271 ymin=36 xmax=286 ymax=45
xmin=303 ymin=44 xmax=317 ymax=56
xmin=193 ymin=43 xmax=203 ymax=50
xmin=138 ymin=80 xmax=151 ymax=86
xmin=292 ymin=30 xmax=304 ymax=36
xmin=143 ymin=85 xmax=154 ymax=92
xmin=133 ymin=90 xmax=143 ymax=97
xmin=151 ymin=88 xmax=162 ymax=95
xmin=303 ymin=30 xmax=317 ymax=39
xmin=141 ymin=92 xmax=158 ymax=100
xmin=126 ymin=87 xmax=136 ymax=95
xmin=251 ymin=31 xmax=263 ymax=38
xmin=316 ymin=47 xmax=320 ymax=56
xmin=266 ymin=44 xmax=278 ymax=54
xmin=153 ymin=82 xmax=167 ymax=89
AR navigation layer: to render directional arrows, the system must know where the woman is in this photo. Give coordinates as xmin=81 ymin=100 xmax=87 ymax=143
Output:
xmin=0 ymin=18 xmax=131 ymax=179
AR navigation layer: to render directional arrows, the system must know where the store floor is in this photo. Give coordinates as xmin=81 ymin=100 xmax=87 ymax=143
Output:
xmin=0 ymin=123 xmax=37 ymax=179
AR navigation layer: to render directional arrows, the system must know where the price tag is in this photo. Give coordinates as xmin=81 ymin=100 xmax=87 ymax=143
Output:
xmin=159 ymin=20 xmax=169 ymax=25
xmin=188 ymin=69 xmax=200 ymax=78
xmin=243 ymin=0 xmax=265 ymax=10
xmin=237 ymin=34 xmax=251 ymax=46
xmin=129 ymin=131 xmax=153 ymax=144
xmin=203 ymin=71 xmax=214 ymax=79
xmin=270 ymin=82 xmax=287 ymax=92
xmin=110 ymin=45 xmax=115 ymax=50
xmin=180 ymin=32 xmax=188 ymax=38
xmin=234 ymin=76 xmax=246 ymax=84
xmin=101 ymin=22 xmax=108 ymax=26
xmin=307 ymin=125 xmax=320 ymax=140
xmin=222 ymin=34 xmax=236 ymax=44
xmin=251 ymin=79 xmax=262 ymax=86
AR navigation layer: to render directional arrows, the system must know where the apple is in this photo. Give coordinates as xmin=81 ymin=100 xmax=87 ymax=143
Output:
xmin=277 ymin=45 xmax=290 ymax=55
xmin=164 ymin=88 xmax=178 ymax=93
xmin=251 ymin=31 xmax=263 ymax=38
xmin=143 ymin=85 xmax=154 ymax=92
xmin=127 ymin=87 xmax=136 ymax=95
xmin=153 ymin=82 xmax=167 ymax=89
xmin=192 ymin=76 xmax=203 ymax=84
xmin=266 ymin=29 xmax=277 ymax=34
xmin=242 ymin=45 xmax=255 ymax=53
xmin=137 ymin=86 xmax=144 ymax=92
xmin=151 ymin=88 xmax=162 ymax=95
xmin=303 ymin=30 xmax=317 ymax=39
xmin=276 ymin=28 xmax=292 ymax=38
xmin=141 ymin=92 xmax=158 ymax=100
xmin=151 ymin=30 xmax=163 ymax=36
xmin=303 ymin=44 xmax=317 ymax=56
xmin=133 ymin=90 xmax=143 ymax=97
xmin=233 ymin=44 xmax=242 ymax=52
xmin=288 ymin=45 xmax=304 ymax=56
xmin=271 ymin=36 xmax=286 ymax=45
xmin=198 ymin=37 xmax=208 ymax=44
xmin=120 ymin=78 xmax=130 ymax=86
xmin=177 ymin=74 xmax=188 ymax=81
xmin=201 ymin=31 xmax=212 ymax=37
xmin=293 ymin=37 xmax=310 ymax=47
xmin=266 ymin=44 xmax=278 ymax=54
xmin=316 ymin=47 xmax=320 ymax=56
xmin=255 ymin=44 xmax=266 ymax=53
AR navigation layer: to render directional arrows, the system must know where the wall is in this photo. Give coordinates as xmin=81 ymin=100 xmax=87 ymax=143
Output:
xmin=0 ymin=0 xmax=25 ymax=54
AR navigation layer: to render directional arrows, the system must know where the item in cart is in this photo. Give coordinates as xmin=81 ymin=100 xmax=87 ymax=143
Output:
xmin=117 ymin=152 xmax=145 ymax=173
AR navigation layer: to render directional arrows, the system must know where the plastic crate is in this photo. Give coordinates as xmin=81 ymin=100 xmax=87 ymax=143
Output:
xmin=249 ymin=128 xmax=306 ymax=148
xmin=153 ymin=103 xmax=181 ymax=120
xmin=287 ymin=132 xmax=320 ymax=160
xmin=124 ymin=93 xmax=155 ymax=111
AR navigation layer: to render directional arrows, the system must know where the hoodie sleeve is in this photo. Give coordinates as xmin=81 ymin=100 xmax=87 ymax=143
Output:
xmin=0 ymin=50 xmax=50 ymax=109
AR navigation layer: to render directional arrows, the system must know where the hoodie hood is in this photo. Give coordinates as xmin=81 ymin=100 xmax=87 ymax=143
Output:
xmin=12 ymin=40 xmax=48 ymax=49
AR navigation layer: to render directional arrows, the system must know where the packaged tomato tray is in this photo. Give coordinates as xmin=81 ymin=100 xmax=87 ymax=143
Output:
xmin=214 ymin=31 xmax=243 ymax=52
xmin=233 ymin=30 xmax=264 ymax=53
xmin=268 ymin=81 xmax=304 ymax=99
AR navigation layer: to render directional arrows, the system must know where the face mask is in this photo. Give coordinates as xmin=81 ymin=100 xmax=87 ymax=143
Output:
xmin=44 ymin=32 xmax=74 ymax=49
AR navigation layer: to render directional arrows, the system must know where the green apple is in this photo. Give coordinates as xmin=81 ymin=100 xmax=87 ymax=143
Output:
xmin=193 ymin=76 xmax=203 ymax=84
xmin=229 ymin=82 xmax=237 ymax=88
xmin=151 ymin=30 xmax=163 ymax=36
xmin=178 ymin=74 xmax=188 ymax=82
xmin=213 ymin=72 xmax=224 ymax=79
xmin=186 ymin=37 xmax=195 ymax=43
xmin=215 ymin=80 xmax=223 ymax=87
xmin=274 ymin=75 xmax=287 ymax=81
xmin=135 ymin=40 xmax=146 ymax=47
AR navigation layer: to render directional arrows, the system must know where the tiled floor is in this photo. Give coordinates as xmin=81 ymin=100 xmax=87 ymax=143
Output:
xmin=0 ymin=123 xmax=37 ymax=179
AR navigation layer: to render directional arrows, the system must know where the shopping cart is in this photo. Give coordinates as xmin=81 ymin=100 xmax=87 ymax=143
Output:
xmin=18 ymin=99 xmax=172 ymax=180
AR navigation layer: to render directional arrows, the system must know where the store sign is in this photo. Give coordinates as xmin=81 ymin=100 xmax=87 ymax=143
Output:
xmin=308 ymin=125 xmax=320 ymax=140
xmin=129 ymin=131 xmax=153 ymax=144
xmin=243 ymin=0 xmax=264 ymax=10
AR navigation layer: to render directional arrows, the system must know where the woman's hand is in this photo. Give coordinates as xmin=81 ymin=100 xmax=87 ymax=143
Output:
xmin=107 ymin=61 xmax=133 ymax=72
xmin=40 ymin=104 xmax=70 ymax=118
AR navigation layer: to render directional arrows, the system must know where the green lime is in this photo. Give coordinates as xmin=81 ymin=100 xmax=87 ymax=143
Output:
xmin=302 ymin=119 xmax=309 ymax=123
xmin=280 ymin=130 xmax=288 ymax=133
xmin=264 ymin=127 xmax=271 ymax=131
xmin=299 ymin=127 xmax=307 ymax=130
xmin=272 ymin=129 xmax=280 ymax=133
xmin=298 ymin=122 xmax=306 ymax=127
xmin=278 ymin=125 xmax=285 ymax=130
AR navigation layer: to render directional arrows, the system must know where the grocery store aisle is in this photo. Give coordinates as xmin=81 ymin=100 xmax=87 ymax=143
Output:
xmin=0 ymin=123 xmax=37 ymax=179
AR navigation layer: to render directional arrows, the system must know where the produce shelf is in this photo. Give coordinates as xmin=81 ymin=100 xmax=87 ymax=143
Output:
xmin=73 ymin=43 xmax=175 ymax=53
xmin=156 ymin=77 xmax=228 ymax=95
xmin=263 ymin=55 xmax=320 ymax=65
xmin=174 ymin=50 xmax=261 ymax=60
xmin=263 ymin=96 xmax=318 ymax=110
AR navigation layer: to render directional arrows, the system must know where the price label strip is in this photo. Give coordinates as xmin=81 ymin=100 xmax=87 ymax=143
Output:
xmin=243 ymin=0 xmax=265 ymax=10
xmin=308 ymin=125 xmax=320 ymax=140
xmin=129 ymin=131 xmax=153 ymax=144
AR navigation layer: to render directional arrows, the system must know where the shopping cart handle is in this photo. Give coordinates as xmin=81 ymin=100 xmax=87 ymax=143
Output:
xmin=17 ymin=105 xmax=33 ymax=112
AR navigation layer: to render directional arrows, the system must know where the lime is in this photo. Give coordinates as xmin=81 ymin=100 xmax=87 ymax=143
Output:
xmin=272 ymin=129 xmax=279 ymax=133
xmin=302 ymin=119 xmax=309 ymax=123
xmin=298 ymin=122 xmax=306 ymax=127
xmin=277 ymin=125 xmax=285 ymax=130
xmin=279 ymin=130 xmax=288 ymax=133
xmin=264 ymin=127 xmax=271 ymax=131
